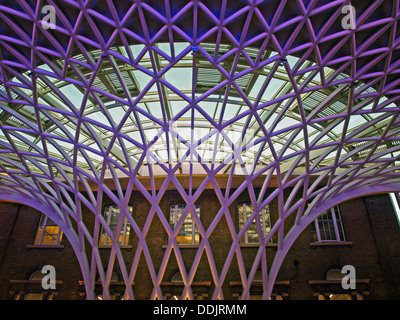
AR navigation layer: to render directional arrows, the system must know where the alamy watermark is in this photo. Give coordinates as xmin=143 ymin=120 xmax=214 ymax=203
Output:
xmin=41 ymin=265 xmax=56 ymax=290
xmin=41 ymin=5 xmax=56 ymax=30
xmin=145 ymin=123 xmax=257 ymax=174
xmin=40 ymin=4 xmax=356 ymax=31
xmin=341 ymin=265 xmax=356 ymax=290
xmin=341 ymin=4 xmax=356 ymax=30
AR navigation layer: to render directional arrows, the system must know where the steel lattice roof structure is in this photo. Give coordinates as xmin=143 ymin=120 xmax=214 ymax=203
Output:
xmin=0 ymin=0 xmax=399 ymax=300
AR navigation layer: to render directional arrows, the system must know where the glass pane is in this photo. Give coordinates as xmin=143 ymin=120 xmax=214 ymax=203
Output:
xmin=30 ymin=271 xmax=45 ymax=280
xmin=100 ymin=232 xmax=112 ymax=245
xmin=262 ymin=206 xmax=272 ymax=241
xmin=318 ymin=210 xmax=336 ymax=241
xmin=178 ymin=211 xmax=193 ymax=244
xmin=122 ymin=223 xmax=130 ymax=245
xmin=24 ymin=293 xmax=43 ymax=300
xmin=100 ymin=205 xmax=132 ymax=245
xmin=238 ymin=204 xmax=244 ymax=242
xmin=245 ymin=204 xmax=258 ymax=243
xmin=46 ymin=217 xmax=58 ymax=226
xmin=34 ymin=214 xmax=63 ymax=245
xmin=170 ymin=204 xmax=200 ymax=244
xmin=109 ymin=210 xmax=120 ymax=226
xmin=34 ymin=226 xmax=43 ymax=245
xmin=315 ymin=206 xmax=345 ymax=242
xmin=329 ymin=294 xmax=352 ymax=300
xmin=326 ymin=269 xmax=344 ymax=280
xmin=42 ymin=226 xmax=60 ymax=244
xmin=239 ymin=203 xmax=271 ymax=244
xmin=334 ymin=206 xmax=346 ymax=241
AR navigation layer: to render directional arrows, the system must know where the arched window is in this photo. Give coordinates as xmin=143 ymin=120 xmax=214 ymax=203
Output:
xmin=326 ymin=269 xmax=344 ymax=280
xmin=171 ymin=272 xmax=183 ymax=283
xmin=11 ymin=269 xmax=57 ymax=300
xmin=170 ymin=272 xmax=183 ymax=300
xmin=317 ymin=268 xmax=362 ymax=300
xmin=29 ymin=270 xmax=45 ymax=280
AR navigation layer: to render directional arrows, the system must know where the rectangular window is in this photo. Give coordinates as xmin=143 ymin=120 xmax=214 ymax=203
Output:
xmin=34 ymin=214 xmax=63 ymax=245
xmin=99 ymin=205 xmax=132 ymax=246
xmin=238 ymin=203 xmax=272 ymax=244
xmin=169 ymin=204 xmax=200 ymax=245
xmin=312 ymin=206 xmax=346 ymax=242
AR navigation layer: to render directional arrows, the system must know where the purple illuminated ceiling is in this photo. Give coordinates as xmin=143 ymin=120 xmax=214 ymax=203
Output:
xmin=0 ymin=0 xmax=399 ymax=299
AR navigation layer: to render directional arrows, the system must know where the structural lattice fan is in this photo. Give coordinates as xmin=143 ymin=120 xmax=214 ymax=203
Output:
xmin=0 ymin=0 xmax=399 ymax=299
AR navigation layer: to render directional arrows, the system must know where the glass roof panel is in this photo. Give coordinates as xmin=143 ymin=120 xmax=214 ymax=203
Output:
xmin=163 ymin=67 xmax=193 ymax=91
xmin=0 ymin=43 xmax=397 ymax=178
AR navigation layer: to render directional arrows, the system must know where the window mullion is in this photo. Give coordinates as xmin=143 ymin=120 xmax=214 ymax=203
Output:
xmin=315 ymin=219 xmax=322 ymax=242
xmin=55 ymin=228 xmax=61 ymax=245
xmin=38 ymin=215 xmax=48 ymax=245
xmin=244 ymin=204 xmax=248 ymax=244
xmin=122 ymin=216 xmax=127 ymax=245
xmin=192 ymin=210 xmax=195 ymax=244
xmin=261 ymin=208 xmax=266 ymax=239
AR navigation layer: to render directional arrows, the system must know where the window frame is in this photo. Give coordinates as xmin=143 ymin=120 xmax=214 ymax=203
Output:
xmin=169 ymin=204 xmax=200 ymax=245
xmin=34 ymin=214 xmax=63 ymax=246
xmin=313 ymin=206 xmax=346 ymax=242
xmin=99 ymin=205 xmax=133 ymax=246
xmin=238 ymin=203 xmax=272 ymax=244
